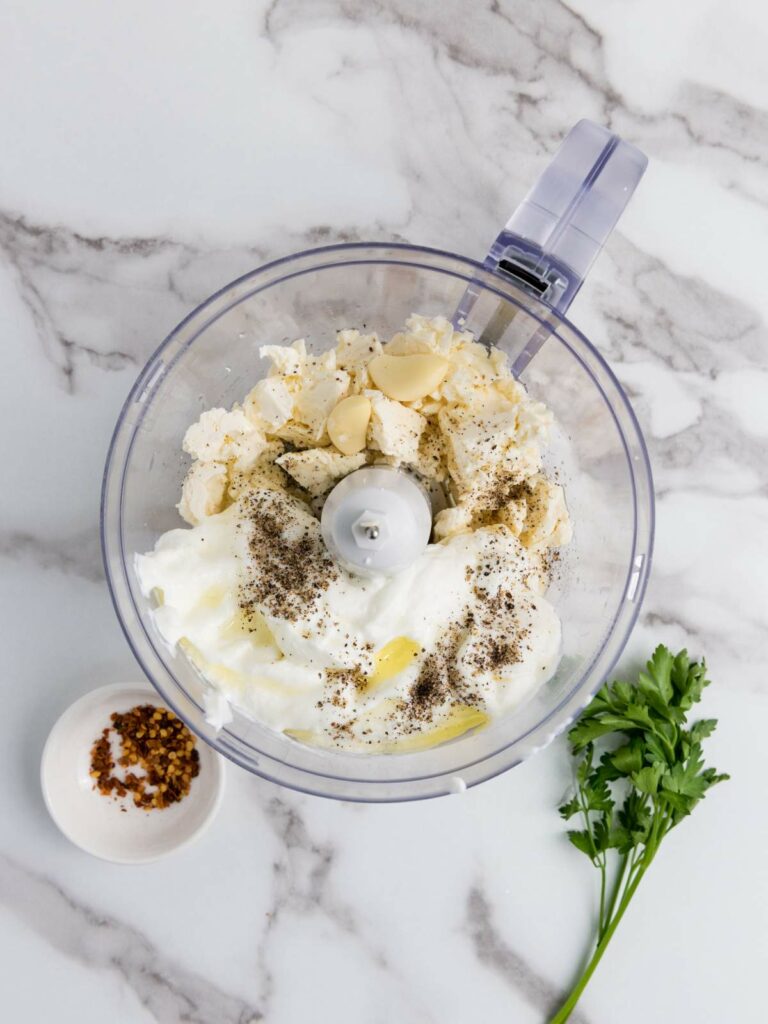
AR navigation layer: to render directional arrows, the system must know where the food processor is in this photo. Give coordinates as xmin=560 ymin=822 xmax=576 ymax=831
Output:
xmin=102 ymin=120 xmax=654 ymax=801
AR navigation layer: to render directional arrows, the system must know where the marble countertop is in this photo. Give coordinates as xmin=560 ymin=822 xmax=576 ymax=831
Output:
xmin=3 ymin=2 xmax=767 ymax=1021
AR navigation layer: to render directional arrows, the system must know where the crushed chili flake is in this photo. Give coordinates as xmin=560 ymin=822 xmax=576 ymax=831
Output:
xmin=89 ymin=704 xmax=200 ymax=810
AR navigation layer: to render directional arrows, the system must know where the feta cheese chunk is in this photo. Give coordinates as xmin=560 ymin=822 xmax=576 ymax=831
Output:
xmin=335 ymin=329 xmax=382 ymax=371
xmin=274 ymin=421 xmax=329 ymax=448
xmin=434 ymin=472 xmax=571 ymax=551
xmin=183 ymin=408 xmax=268 ymax=471
xmin=259 ymin=338 xmax=307 ymax=377
xmin=412 ymin=420 xmax=448 ymax=481
xmin=438 ymin=342 xmax=509 ymax=406
xmin=386 ymin=314 xmax=471 ymax=356
xmin=518 ymin=476 xmax=573 ymax=550
xmin=433 ymin=504 xmax=473 ymax=541
xmin=177 ymin=461 xmax=228 ymax=525
xmin=366 ymin=391 xmax=426 ymax=463
xmin=293 ymin=369 xmax=351 ymax=441
xmin=437 ymin=396 xmax=547 ymax=494
xmin=276 ymin=448 xmax=367 ymax=496
xmin=227 ymin=441 xmax=288 ymax=501
xmin=244 ymin=377 xmax=294 ymax=431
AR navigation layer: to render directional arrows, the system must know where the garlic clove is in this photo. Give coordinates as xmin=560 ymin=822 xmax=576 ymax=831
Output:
xmin=365 ymin=637 xmax=421 ymax=691
xmin=368 ymin=353 xmax=450 ymax=402
xmin=326 ymin=395 xmax=372 ymax=455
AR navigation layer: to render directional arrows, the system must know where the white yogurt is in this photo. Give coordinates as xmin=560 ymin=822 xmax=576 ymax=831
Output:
xmin=136 ymin=493 xmax=561 ymax=750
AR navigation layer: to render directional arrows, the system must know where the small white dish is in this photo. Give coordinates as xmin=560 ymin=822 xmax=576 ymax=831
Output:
xmin=41 ymin=682 xmax=225 ymax=863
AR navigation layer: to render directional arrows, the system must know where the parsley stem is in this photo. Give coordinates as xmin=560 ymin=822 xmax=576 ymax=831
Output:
xmin=549 ymin=851 xmax=657 ymax=1024
xmin=575 ymin=788 xmax=606 ymax=931
xmin=598 ymin=863 xmax=606 ymax=937
xmin=599 ymin=851 xmax=628 ymax=942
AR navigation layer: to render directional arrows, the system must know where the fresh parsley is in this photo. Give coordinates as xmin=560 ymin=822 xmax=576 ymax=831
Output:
xmin=550 ymin=646 xmax=729 ymax=1023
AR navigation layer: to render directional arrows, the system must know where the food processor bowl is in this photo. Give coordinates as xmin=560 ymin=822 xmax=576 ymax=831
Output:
xmin=102 ymin=241 xmax=653 ymax=801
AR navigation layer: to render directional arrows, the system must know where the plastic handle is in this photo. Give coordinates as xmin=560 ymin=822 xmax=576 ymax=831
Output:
xmin=484 ymin=120 xmax=647 ymax=315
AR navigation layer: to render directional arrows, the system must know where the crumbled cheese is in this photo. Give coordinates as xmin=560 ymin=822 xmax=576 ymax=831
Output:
xmin=276 ymin=448 xmax=367 ymax=497
xmin=366 ymin=390 xmax=426 ymax=463
xmin=335 ymin=329 xmax=383 ymax=371
xmin=293 ymin=369 xmax=351 ymax=441
xmin=274 ymin=420 xmax=329 ymax=449
xmin=433 ymin=505 xmax=473 ymax=541
xmin=519 ymin=476 xmax=573 ymax=550
xmin=438 ymin=400 xmax=515 ymax=491
xmin=260 ymin=338 xmax=307 ymax=377
xmin=244 ymin=377 xmax=294 ymax=431
xmin=413 ymin=420 xmax=449 ymax=481
xmin=386 ymin=314 xmax=471 ymax=356
xmin=227 ymin=441 xmax=288 ymax=502
xmin=177 ymin=461 xmax=228 ymax=525
xmin=182 ymin=408 xmax=268 ymax=471
xmin=437 ymin=395 xmax=546 ymax=495
xmin=438 ymin=341 xmax=507 ymax=406
xmin=496 ymin=495 xmax=529 ymax=537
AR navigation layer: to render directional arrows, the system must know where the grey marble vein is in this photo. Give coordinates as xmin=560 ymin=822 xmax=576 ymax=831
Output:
xmin=602 ymin=239 xmax=765 ymax=374
xmin=465 ymin=885 xmax=591 ymax=1024
xmin=0 ymin=206 xmax=413 ymax=395
xmin=642 ymin=579 xmax=766 ymax=684
xmin=254 ymin=796 xmax=438 ymax=1023
xmin=0 ymin=211 xmax=184 ymax=392
xmin=261 ymin=0 xmax=768 ymax=175
xmin=0 ymin=529 xmax=104 ymax=583
xmin=0 ymin=853 xmax=264 ymax=1024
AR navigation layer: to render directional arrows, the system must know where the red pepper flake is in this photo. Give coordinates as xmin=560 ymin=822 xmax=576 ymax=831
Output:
xmin=89 ymin=704 xmax=200 ymax=810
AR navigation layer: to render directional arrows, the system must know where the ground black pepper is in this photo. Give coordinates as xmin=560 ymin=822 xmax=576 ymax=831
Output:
xmin=238 ymin=488 xmax=339 ymax=623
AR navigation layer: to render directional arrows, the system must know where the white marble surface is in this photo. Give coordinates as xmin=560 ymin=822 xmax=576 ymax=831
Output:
xmin=2 ymin=1 xmax=767 ymax=1021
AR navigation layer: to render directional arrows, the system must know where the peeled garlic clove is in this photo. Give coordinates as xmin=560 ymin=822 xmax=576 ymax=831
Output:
xmin=368 ymin=353 xmax=450 ymax=402
xmin=365 ymin=637 xmax=421 ymax=691
xmin=327 ymin=395 xmax=372 ymax=455
xmin=380 ymin=705 xmax=489 ymax=753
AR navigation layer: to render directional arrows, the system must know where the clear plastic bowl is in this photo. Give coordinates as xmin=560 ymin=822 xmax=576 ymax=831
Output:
xmin=101 ymin=243 xmax=654 ymax=802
